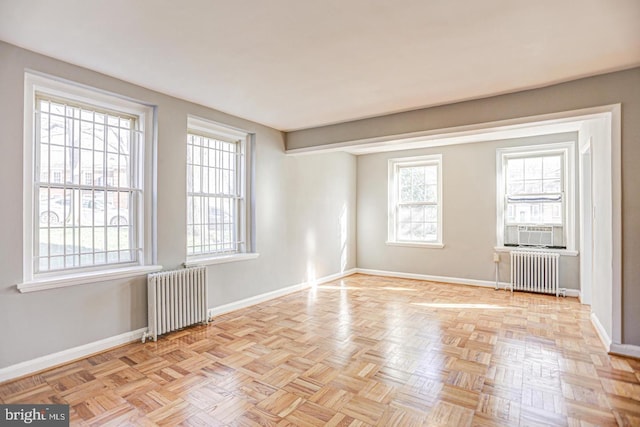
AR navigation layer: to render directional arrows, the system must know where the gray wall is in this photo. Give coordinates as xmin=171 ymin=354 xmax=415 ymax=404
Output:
xmin=0 ymin=41 xmax=357 ymax=368
xmin=357 ymin=133 xmax=580 ymax=289
xmin=289 ymin=67 xmax=640 ymax=346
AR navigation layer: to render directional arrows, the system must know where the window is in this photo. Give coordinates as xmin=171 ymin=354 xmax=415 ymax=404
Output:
xmin=388 ymin=155 xmax=443 ymax=246
xmin=21 ymin=73 xmax=158 ymax=291
xmin=497 ymin=142 xmax=575 ymax=250
xmin=186 ymin=117 xmax=255 ymax=262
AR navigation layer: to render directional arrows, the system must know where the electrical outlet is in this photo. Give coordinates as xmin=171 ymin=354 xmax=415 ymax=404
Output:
xmin=493 ymin=252 xmax=500 ymax=263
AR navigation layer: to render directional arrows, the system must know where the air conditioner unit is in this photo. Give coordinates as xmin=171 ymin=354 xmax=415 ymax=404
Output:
xmin=517 ymin=225 xmax=553 ymax=247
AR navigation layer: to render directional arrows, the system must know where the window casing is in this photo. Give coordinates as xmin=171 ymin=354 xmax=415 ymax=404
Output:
xmin=388 ymin=155 xmax=443 ymax=246
xmin=497 ymin=143 xmax=575 ymax=250
xmin=21 ymin=73 xmax=157 ymax=289
xmin=186 ymin=117 xmax=253 ymax=261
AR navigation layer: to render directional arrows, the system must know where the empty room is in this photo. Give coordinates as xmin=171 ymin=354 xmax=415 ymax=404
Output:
xmin=1 ymin=1 xmax=639 ymax=426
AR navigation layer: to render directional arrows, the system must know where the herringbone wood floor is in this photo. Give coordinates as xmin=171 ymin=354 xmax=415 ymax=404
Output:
xmin=1 ymin=274 xmax=639 ymax=426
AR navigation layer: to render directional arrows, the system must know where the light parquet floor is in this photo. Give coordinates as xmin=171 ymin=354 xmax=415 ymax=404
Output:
xmin=1 ymin=274 xmax=639 ymax=426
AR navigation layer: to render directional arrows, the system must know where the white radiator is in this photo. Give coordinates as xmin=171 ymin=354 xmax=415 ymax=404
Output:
xmin=143 ymin=266 xmax=208 ymax=342
xmin=510 ymin=251 xmax=563 ymax=296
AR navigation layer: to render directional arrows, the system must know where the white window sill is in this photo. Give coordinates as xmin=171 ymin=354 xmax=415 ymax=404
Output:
xmin=386 ymin=241 xmax=445 ymax=249
xmin=494 ymin=246 xmax=578 ymax=257
xmin=184 ymin=252 xmax=260 ymax=267
xmin=17 ymin=265 xmax=163 ymax=293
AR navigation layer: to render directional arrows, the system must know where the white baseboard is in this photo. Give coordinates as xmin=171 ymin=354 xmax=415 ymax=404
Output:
xmin=356 ymin=268 xmax=580 ymax=298
xmin=590 ymin=312 xmax=612 ymax=352
xmin=610 ymin=343 xmax=640 ymax=359
xmin=209 ymin=268 xmax=357 ymax=318
xmin=565 ymin=289 xmax=580 ymax=298
xmin=0 ymin=328 xmax=146 ymax=384
xmin=357 ymin=268 xmax=511 ymax=290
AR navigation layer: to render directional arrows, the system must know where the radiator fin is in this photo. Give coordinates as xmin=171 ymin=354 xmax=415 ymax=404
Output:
xmin=146 ymin=267 xmax=208 ymax=342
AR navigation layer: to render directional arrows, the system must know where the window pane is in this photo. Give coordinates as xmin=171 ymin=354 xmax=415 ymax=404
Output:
xmin=543 ymin=202 xmax=563 ymax=224
xmin=94 ymin=122 xmax=104 ymax=151
xmin=39 ymin=143 xmax=49 ymax=182
xmin=50 ymin=113 xmax=65 ymax=146
xmin=398 ymin=223 xmax=411 ymax=241
xmin=425 ymin=223 xmax=437 ymax=241
xmin=80 ymin=119 xmax=93 ymax=149
xmin=543 ymin=179 xmax=561 ymax=193
xmin=119 ymin=154 xmax=130 ymax=188
xmin=507 ymin=180 xmax=524 ymax=195
xmin=524 ymin=181 xmax=542 ymax=194
xmin=50 ymin=256 xmax=64 ymax=270
xmin=400 ymin=185 xmax=412 ymax=203
xmin=398 ymin=206 xmax=411 ymax=222
xmin=49 ymin=228 xmax=64 ymax=255
xmin=411 ymin=206 xmax=425 ymax=222
xmin=424 ymin=165 xmax=437 ymax=184
xmin=507 ymin=203 xmax=527 ymax=224
xmin=411 ymin=223 xmax=425 ymax=240
xmin=425 ymin=206 xmax=437 ymax=221
xmin=543 ymin=156 xmax=561 ymax=179
xmin=193 ymin=165 xmax=201 ymax=193
xmin=425 ymin=184 xmax=438 ymax=203
xmin=411 ymin=167 xmax=426 ymax=201
xmin=524 ymin=157 xmax=542 ymax=180
xmin=507 ymin=158 xmax=524 ymax=182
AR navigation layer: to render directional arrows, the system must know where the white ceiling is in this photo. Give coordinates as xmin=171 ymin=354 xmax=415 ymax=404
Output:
xmin=1 ymin=0 xmax=639 ymax=131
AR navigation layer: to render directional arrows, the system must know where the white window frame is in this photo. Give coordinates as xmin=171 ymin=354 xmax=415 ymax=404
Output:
xmin=184 ymin=116 xmax=258 ymax=266
xmin=496 ymin=142 xmax=577 ymax=254
xmin=387 ymin=154 xmax=444 ymax=248
xmin=19 ymin=72 xmax=160 ymax=293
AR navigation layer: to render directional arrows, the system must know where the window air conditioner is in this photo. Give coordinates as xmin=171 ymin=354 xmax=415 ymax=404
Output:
xmin=517 ymin=225 xmax=553 ymax=247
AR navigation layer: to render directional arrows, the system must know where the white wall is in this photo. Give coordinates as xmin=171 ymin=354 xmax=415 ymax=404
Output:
xmin=0 ymin=41 xmax=357 ymax=369
xmin=357 ymin=133 xmax=580 ymax=289
xmin=286 ymin=153 xmax=357 ymax=283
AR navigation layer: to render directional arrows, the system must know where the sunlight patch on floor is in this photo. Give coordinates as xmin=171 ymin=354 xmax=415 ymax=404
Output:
xmin=412 ymin=303 xmax=510 ymax=310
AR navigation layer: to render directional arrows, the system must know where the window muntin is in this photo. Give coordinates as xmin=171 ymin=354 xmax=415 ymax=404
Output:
xmin=34 ymin=96 xmax=142 ymax=273
xmin=389 ymin=155 xmax=442 ymax=245
xmin=186 ymin=129 xmax=245 ymax=257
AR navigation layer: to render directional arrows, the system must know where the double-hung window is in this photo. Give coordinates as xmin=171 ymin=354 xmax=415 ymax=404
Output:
xmin=186 ymin=117 xmax=255 ymax=263
xmin=20 ymin=73 xmax=157 ymax=292
xmin=497 ymin=142 xmax=575 ymax=250
xmin=388 ymin=155 xmax=443 ymax=247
